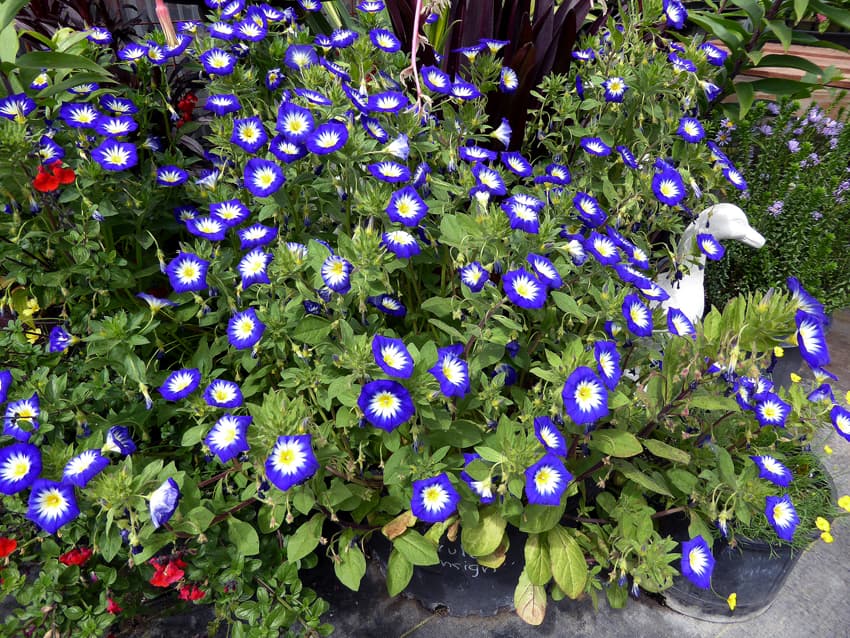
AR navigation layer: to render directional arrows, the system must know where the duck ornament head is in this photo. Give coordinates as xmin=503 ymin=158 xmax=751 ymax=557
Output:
xmin=655 ymin=203 xmax=765 ymax=323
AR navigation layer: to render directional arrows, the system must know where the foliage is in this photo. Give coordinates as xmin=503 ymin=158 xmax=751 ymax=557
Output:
xmin=0 ymin=1 xmax=844 ymax=635
xmin=705 ymin=99 xmax=850 ymax=312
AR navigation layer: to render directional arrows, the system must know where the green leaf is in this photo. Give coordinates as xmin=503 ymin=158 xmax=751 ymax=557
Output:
xmin=0 ymin=23 xmax=16 ymax=64
xmin=420 ymin=296 xmax=453 ymax=318
xmin=228 ymin=518 xmax=260 ymax=556
xmin=736 ymin=81 xmax=755 ymax=120
xmin=606 ymin=582 xmax=629 ymax=608
xmin=518 ymin=501 xmax=566 ymax=533
xmin=688 ymin=13 xmax=747 ymax=48
xmin=588 ymin=430 xmax=643 ymax=457
xmin=37 ymin=72 xmax=114 ymax=98
xmin=643 ymin=439 xmax=691 ymax=465
xmin=794 ymin=0 xmax=810 ymax=22
xmin=187 ymin=506 xmax=215 ymax=533
xmin=617 ymin=462 xmax=673 ymax=497
xmin=749 ymin=78 xmax=818 ymax=97
xmin=767 ymin=20 xmax=793 ymax=51
xmin=394 ymin=529 xmax=439 ymax=566
xmin=523 ymin=534 xmax=551 ymax=586
xmin=386 ymin=549 xmax=413 ymax=596
xmin=730 ymin=0 xmax=765 ymax=24
xmin=547 ymin=525 xmax=587 ymax=599
xmin=287 ymin=513 xmax=326 ymax=561
xmin=15 ymin=51 xmax=111 ymax=75
xmin=755 ymin=54 xmax=824 ymax=76
xmin=514 ymin=571 xmax=547 ymax=625
xmin=550 ymin=291 xmax=585 ymax=318
xmin=0 ymin=0 xmax=30 ymax=32
xmin=812 ymin=2 xmax=850 ymax=29
xmin=714 ymin=445 xmax=737 ymax=489
xmin=181 ymin=424 xmax=206 ymax=447
xmin=334 ymin=532 xmax=366 ymax=591
xmin=667 ymin=468 xmax=698 ymax=495
xmin=689 ymin=393 xmax=740 ymax=412
xmin=461 ymin=506 xmax=506 ymax=557
xmin=291 ymin=316 xmax=332 ymax=343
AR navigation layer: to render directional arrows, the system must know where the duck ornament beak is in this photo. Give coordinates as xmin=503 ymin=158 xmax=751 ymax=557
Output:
xmin=741 ymin=225 xmax=766 ymax=249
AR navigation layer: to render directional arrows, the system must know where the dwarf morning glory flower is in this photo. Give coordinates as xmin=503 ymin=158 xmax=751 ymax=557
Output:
xmin=787 ymin=277 xmax=825 ymax=319
xmin=501 ymin=199 xmax=540 ymax=234
xmin=451 ymin=78 xmax=482 ymax=100
xmin=238 ymin=249 xmax=273 ymax=288
xmin=226 ymin=308 xmax=264 ymax=349
xmin=460 ymin=453 xmax=495 ymax=504
xmin=166 ymin=252 xmax=209 ymax=293
xmin=37 ymin=136 xmax=64 ymax=164
xmin=807 ymin=383 xmax=834 ymax=403
xmin=235 ymin=19 xmax=267 ymax=41
xmin=149 ymin=478 xmax=181 ymax=529
xmin=372 ymin=335 xmax=414 ymax=378
xmin=306 ymin=121 xmax=348 ymax=155
xmin=471 ymin=164 xmax=507 ymax=195
xmin=622 ymin=293 xmax=653 ymax=337
xmin=370 ymin=28 xmax=401 ymax=52
xmin=3 ymin=394 xmax=39 ymax=442
xmin=500 ymin=66 xmax=519 ymax=93
xmin=186 ymin=216 xmax=227 ymax=242
xmin=0 ymin=370 xmax=11 ymax=404
xmin=285 ymin=242 xmax=309 ymax=263
xmin=492 ymin=362 xmax=517 ymax=386
xmin=700 ymin=42 xmax=728 ymax=66
xmin=381 ymin=230 xmax=420 ymax=258
xmin=211 ymin=199 xmax=250 ymax=227
xmin=386 ymin=186 xmax=428 ymax=226
xmin=755 ymin=393 xmax=791 ymax=427
xmin=103 ymin=426 xmax=136 ymax=455
xmin=459 ymin=262 xmax=489 ymax=292
xmin=796 ymin=311 xmax=830 ymax=368
xmin=411 ymin=473 xmax=459 ymax=523
xmin=358 ymin=379 xmax=415 ymax=431
xmin=92 ymin=140 xmax=138 ymax=171
xmin=358 ymin=0 xmax=384 ymax=11
xmin=594 ymin=341 xmax=622 ymax=390
xmin=663 ymin=0 xmax=687 ymax=28
xmin=357 ymin=116 xmax=387 ymax=143
xmin=155 ymin=165 xmax=188 ymax=187
xmin=723 ymin=167 xmax=748 ymax=190
xmin=118 ymin=43 xmax=146 ymax=61
xmin=525 ymin=453 xmax=571 ymax=506
xmin=491 ymin=118 xmax=512 ymax=148
xmin=276 ymin=102 xmax=314 ymax=141
xmin=538 ymin=163 xmax=572 ymax=186
xmin=231 ymin=116 xmax=268 ymax=153
xmin=284 ymin=43 xmax=318 ymax=70
xmin=430 ymin=345 xmax=470 ymax=398
xmin=666 ymin=308 xmax=696 ymax=338
xmin=681 ymin=536 xmax=714 ymax=589
xmin=526 ymin=253 xmax=562 ymax=289
xmin=244 ymin=158 xmax=284 ymax=198
xmin=265 ymin=434 xmax=319 ymax=492
xmin=580 ymin=137 xmax=612 ymax=157
xmin=0 ymin=443 xmax=41 ymax=495
xmin=0 ymin=93 xmax=35 ymax=121
xmin=159 ymin=369 xmax=201 ymax=402
xmin=421 ymin=65 xmax=451 ymax=94
xmin=602 ymin=77 xmax=628 ymax=103
xmin=562 ymin=366 xmax=609 ymax=427
xmin=701 ymin=80 xmax=721 ymax=101
xmin=203 ymin=380 xmax=243 ymax=409
xmin=208 ymin=21 xmax=235 ymax=40
xmin=368 ymin=161 xmax=411 ymax=183
xmin=534 ymin=417 xmax=567 ymax=456
xmin=750 ymin=455 xmax=792 ymax=487
xmin=765 ymin=494 xmax=799 ymax=541
xmin=585 ymin=232 xmax=620 ymax=266
xmin=269 ymin=136 xmax=306 ymax=163
xmin=94 ymin=115 xmax=138 ymax=137
xmin=367 ymin=91 xmax=409 ymax=113
xmin=831 ymin=405 xmax=850 ymax=441
xmin=27 ymin=480 xmax=79 ymax=535
xmin=200 ymin=48 xmax=237 ymax=75
xmin=294 ymin=87 xmax=331 ymax=106
xmin=652 ymin=167 xmax=686 ymax=206
xmin=503 ymin=268 xmax=547 ymax=309
xmin=367 ymin=294 xmax=407 ymax=317
xmin=501 ymin=152 xmax=533 ymax=177
xmin=573 ymin=192 xmax=607 ymax=227
xmin=572 ymin=48 xmax=595 ymax=61
xmin=677 ymin=117 xmax=705 ymax=143
xmin=205 ymin=414 xmax=251 ymax=463
xmin=697 ymin=233 xmax=725 ymax=261
xmin=48 ymin=326 xmax=77 ymax=353
xmin=642 ymin=282 xmax=670 ymax=303
xmin=615 ymin=145 xmax=638 ymax=169
xmin=381 ymin=135 xmax=410 ymax=162
xmin=205 ymin=93 xmax=241 ymax=115
xmin=321 ymin=255 xmax=353 ymax=294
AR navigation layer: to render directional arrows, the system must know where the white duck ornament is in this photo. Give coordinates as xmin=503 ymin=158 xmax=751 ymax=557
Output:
xmin=656 ymin=203 xmax=765 ymax=323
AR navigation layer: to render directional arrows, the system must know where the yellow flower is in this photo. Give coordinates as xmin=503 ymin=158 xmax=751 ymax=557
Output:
xmin=838 ymin=495 xmax=850 ymax=512
xmin=824 ymin=445 xmax=833 ymax=455
xmin=727 ymin=592 xmax=737 ymax=611
xmin=773 ymin=346 xmax=784 ymax=358
xmin=816 ymin=517 xmax=831 ymax=532
xmin=790 ymin=373 xmax=802 ymax=383
xmin=846 ymin=390 xmax=850 ymax=405
xmin=25 ymin=327 xmax=42 ymax=345
xmin=821 ymin=531 xmax=834 ymax=544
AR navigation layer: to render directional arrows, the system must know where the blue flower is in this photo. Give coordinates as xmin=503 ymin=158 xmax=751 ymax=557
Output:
xmin=294 ymin=87 xmax=332 ymax=106
xmin=166 ymin=252 xmax=209 ymax=293
xmin=723 ymin=166 xmax=748 ymax=190
xmin=358 ymin=379 xmax=415 ymax=431
xmin=321 ymin=255 xmax=353 ymax=294
xmin=367 ymin=294 xmax=407 ymax=317
xmin=501 ymin=199 xmax=540 ymax=234
xmin=451 ymin=79 xmax=482 ymax=100
xmin=276 ymin=102 xmax=314 ymax=141
xmin=150 ymin=477 xmax=181 ymax=528
xmin=362 ymin=116 xmax=389 ymax=142
xmin=754 ymin=393 xmax=791 ymax=427
xmin=156 ymin=165 xmax=189 ymax=187
xmin=386 ymin=186 xmax=428 ymax=226
xmin=535 ymin=163 xmax=571 ymax=186
xmin=663 ymin=0 xmax=688 ymax=28
xmin=700 ymin=42 xmax=728 ymax=66
xmin=411 ymin=473 xmax=460 ymax=523
xmin=458 ymin=145 xmax=496 ymax=162
xmin=697 ymin=233 xmax=725 ymax=261
xmin=491 ymin=118 xmax=512 ymax=148
xmin=503 ymin=268 xmax=547 ymax=309
xmin=368 ymin=161 xmax=411 ymax=183
xmin=265 ymin=434 xmax=320 ymax=492
xmin=677 ymin=117 xmax=705 ymax=143
xmin=668 ymin=52 xmax=697 ymax=73
xmin=0 ymin=93 xmax=36 ymax=121
xmin=48 ymin=326 xmax=77 ymax=353
xmin=573 ymin=193 xmax=607 ymax=227
xmin=0 ymin=369 xmax=11 ymax=404
xmin=208 ymin=21 xmax=235 ymax=40
xmin=585 ymin=232 xmax=620 ymax=266
xmin=680 ymin=536 xmax=714 ymax=589
xmin=37 ymin=136 xmax=64 ymax=164
xmin=368 ymin=91 xmax=410 ymax=113
xmin=472 ymin=164 xmax=506 ymax=195
xmin=525 ymin=454 xmax=572 ymax=506
xmin=796 ymin=311 xmax=830 ymax=368
xmin=459 ymin=262 xmax=489 ymax=292
xmin=580 ymin=137 xmax=612 ymax=157
xmin=381 ymin=229 xmax=420 ymax=258
xmin=0 ymin=443 xmax=41 ymax=495
xmin=594 ymin=341 xmax=622 ymax=390
xmin=270 ymin=136 xmax=308 ymax=163
xmin=500 ymin=66 xmax=519 ymax=92
xmin=285 ymin=44 xmax=318 ymax=70
xmin=807 ymin=383 xmax=834 ymax=403
xmin=526 ymin=253 xmax=562 ymax=289
xmin=211 ymin=199 xmax=250 ymax=227
xmin=186 ymin=216 xmax=227 ymax=242
xmin=372 ymin=335 xmax=414 ymax=378
xmin=235 ymin=19 xmax=267 ymax=41
xmin=831 ymin=405 xmax=850 ymax=441
xmin=765 ymin=494 xmax=799 ymax=541
xmin=103 ymin=425 xmax=136 ymax=455
xmin=750 ymin=455 xmax=792 ymax=487
xmin=159 ymin=369 xmax=201 ymax=401
xmin=787 ymin=277 xmax=825 ymax=320
xmin=228 ymin=308 xmax=266 ymax=349
xmin=95 ymin=115 xmax=138 ymax=137
xmin=429 ymin=345 xmax=470 ymax=398
xmin=3 ymin=394 xmax=40 ymax=442
xmin=501 ymin=152 xmax=533 ymax=177
xmin=534 ymin=417 xmax=567 ymax=456
xmin=616 ymin=145 xmax=638 ymax=169
xmin=27 ymin=480 xmax=79 ymax=534
xmin=306 ymin=121 xmax=349 ymax=155
xmin=667 ymin=308 xmax=696 ymax=337
xmin=238 ymin=248 xmax=273 ymax=288
xmin=358 ymin=0 xmax=385 ymax=11
xmin=204 ymin=93 xmax=241 ymax=115
xmin=244 ymin=158 xmax=285 ymax=197
xmin=118 ymin=43 xmax=147 ymax=61
xmin=652 ymin=167 xmax=686 ymax=206
xmin=231 ymin=116 xmax=268 ymax=153
xmin=421 ymin=65 xmax=452 ymax=94
xmin=370 ymin=28 xmax=401 ymax=52
xmin=205 ymin=414 xmax=251 ymax=462
xmin=701 ymin=80 xmax=721 ymax=101
xmin=562 ymin=367 xmax=609 ymax=426
xmin=92 ymin=140 xmax=138 ymax=171
xmin=460 ymin=454 xmax=495 ymax=504
xmin=622 ymin=293 xmax=653 ymax=337
xmin=203 ymin=380 xmax=243 ymax=409
xmin=200 ymin=48 xmax=237 ymax=75
xmin=602 ymin=77 xmax=628 ymax=102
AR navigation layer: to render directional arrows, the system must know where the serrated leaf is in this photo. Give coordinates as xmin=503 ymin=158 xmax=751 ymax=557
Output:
xmin=524 ymin=534 xmax=551 ymax=586
xmin=287 ymin=513 xmax=326 ymax=561
xmin=643 ymin=439 xmax=691 ymax=465
xmin=588 ymin=430 xmax=643 ymax=457
xmin=386 ymin=548 xmax=413 ymax=596
xmin=514 ymin=571 xmax=547 ymax=625
xmin=547 ymin=525 xmax=587 ymax=599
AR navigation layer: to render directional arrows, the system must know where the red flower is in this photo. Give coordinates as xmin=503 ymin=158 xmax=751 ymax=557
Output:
xmin=106 ymin=597 xmax=122 ymax=614
xmin=59 ymin=546 xmax=93 ymax=566
xmin=178 ymin=583 xmax=206 ymax=601
xmin=0 ymin=538 xmax=17 ymax=559
xmin=32 ymin=161 xmax=76 ymax=192
xmin=148 ymin=557 xmax=186 ymax=588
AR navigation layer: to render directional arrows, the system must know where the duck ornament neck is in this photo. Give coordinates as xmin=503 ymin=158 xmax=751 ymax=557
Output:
xmin=655 ymin=203 xmax=765 ymax=324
